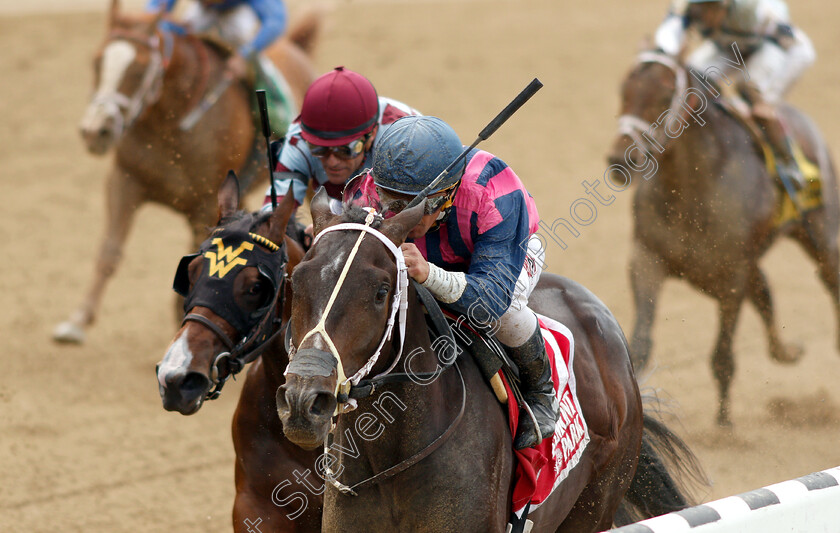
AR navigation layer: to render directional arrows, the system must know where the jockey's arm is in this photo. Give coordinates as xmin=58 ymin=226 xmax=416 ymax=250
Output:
xmin=144 ymin=0 xmax=176 ymax=13
xmin=262 ymin=171 xmax=308 ymax=211
xmin=239 ymin=0 xmax=288 ymax=58
xmin=424 ymin=197 xmax=531 ymax=323
xmin=654 ymin=11 xmax=689 ymax=56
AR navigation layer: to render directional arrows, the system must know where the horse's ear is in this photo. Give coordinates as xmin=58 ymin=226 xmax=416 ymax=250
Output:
xmin=380 ymin=200 xmax=426 ymax=246
xmin=217 ymin=170 xmax=240 ymax=222
xmin=267 ymin=189 xmax=296 ymax=245
xmin=109 ymin=0 xmax=120 ymax=27
xmin=311 ymin=187 xmax=337 ymax=236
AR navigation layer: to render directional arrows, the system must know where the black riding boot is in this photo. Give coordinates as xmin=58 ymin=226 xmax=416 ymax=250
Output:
xmin=504 ymin=326 xmax=560 ymax=450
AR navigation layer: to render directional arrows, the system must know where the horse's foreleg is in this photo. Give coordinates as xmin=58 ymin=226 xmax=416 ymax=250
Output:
xmin=791 ymin=210 xmax=840 ymax=353
xmin=747 ymin=267 xmax=804 ymax=363
xmin=629 ymin=243 xmax=667 ymax=373
xmin=711 ymin=296 xmax=743 ymax=427
xmin=53 ymin=168 xmax=144 ymax=343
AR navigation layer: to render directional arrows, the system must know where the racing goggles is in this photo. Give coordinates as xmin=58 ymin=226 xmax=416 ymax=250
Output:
xmin=307 ymin=134 xmax=369 ymax=160
xmin=377 ymin=182 xmax=459 ymax=216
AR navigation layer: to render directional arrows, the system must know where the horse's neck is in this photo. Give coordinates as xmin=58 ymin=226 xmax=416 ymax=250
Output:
xmin=657 ymin=86 xmax=737 ymax=196
xmin=142 ymin=35 xmax=222 ymax=130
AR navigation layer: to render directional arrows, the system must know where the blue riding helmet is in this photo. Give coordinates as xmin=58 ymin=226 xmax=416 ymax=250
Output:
xmin=372 ymin=116 xmax=466 ymax=196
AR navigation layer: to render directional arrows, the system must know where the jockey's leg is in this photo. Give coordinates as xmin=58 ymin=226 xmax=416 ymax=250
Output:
xmin=216 ymin=5 xmax=259 ymax=49
xmin=180 ymin=2 xmax=219 ymax=34
xmin=494 ymin=237 xmax=559 ymax=450
xmin=745 ymin=35 xmax=815 ymax=188
xmin=215 ymin=6 xmax=292 ymax=137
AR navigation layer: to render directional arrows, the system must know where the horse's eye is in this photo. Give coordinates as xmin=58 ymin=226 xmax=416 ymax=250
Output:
xmin=376 ymin=285 xmax=390 ymax=303
xmin=249 ymin=281 xmax=264 ymax=295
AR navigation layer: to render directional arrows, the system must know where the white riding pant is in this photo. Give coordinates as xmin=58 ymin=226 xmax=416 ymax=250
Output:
xmin=493 ymin=236 xmax=545 ymax=348
xmin=182 ymin=3 xmax=259 ymax=51
xmin=687 ymin=30 xmax=815 ymax=104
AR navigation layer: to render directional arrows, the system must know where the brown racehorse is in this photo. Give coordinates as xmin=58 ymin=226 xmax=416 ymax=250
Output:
xmin=607 ymin=51 xmax=840 ymax=426
xmin=156 ymin=173 xmax=321 ymax=532
xmin=275 ymin=191 xmax=706 ymax=532
xmin=52 ymin=0 xmax=319 ymax=343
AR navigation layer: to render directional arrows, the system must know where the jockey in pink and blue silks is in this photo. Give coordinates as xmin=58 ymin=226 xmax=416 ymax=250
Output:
xmin=146 ymin=0 xmax=292 ymax=127
xmin=350 ymin=115 xmax=559 ymax=450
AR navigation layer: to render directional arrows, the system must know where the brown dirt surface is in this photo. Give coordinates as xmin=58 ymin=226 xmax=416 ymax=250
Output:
xmin=3 ymin=0 xmax=840 ymax=531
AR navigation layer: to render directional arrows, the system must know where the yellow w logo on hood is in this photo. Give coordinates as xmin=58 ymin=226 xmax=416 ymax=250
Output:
xmin=204 ymin=238 xmax=254 ymax=278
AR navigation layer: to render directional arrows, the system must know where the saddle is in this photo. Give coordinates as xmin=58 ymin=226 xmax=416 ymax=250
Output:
xmin=415 ymin=284 xmax=589 ymax=532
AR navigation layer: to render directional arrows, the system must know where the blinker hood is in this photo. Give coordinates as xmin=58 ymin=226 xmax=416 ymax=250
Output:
xmin=172 ymin=225 xmax=287 ymax=335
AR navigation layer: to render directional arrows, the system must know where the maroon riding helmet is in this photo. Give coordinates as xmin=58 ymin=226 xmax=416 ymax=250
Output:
xmin=299 ymin=66 xmax=380 ymax=147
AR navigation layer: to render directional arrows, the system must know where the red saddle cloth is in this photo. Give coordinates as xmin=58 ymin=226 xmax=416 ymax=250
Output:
xmin=504 ymin=315 xmax=589 ymax=516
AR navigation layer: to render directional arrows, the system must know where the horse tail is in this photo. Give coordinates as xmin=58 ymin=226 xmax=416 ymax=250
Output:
xmin=286 ymin=8 xmax=323 ymax=56
xmin=614 ymin=394 xmax=710 ymax=526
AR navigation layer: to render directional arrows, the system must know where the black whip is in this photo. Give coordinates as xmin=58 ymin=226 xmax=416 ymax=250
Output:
xmin=405 ymin=78 xmax=543 ymax=209
xmin=256 ymin=90 xmax=278 ymax=210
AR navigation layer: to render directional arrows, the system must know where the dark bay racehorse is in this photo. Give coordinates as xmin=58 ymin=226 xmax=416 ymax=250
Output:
xmin=156 ymin=173 xmax=321 ymax=532
xmin=607 ymin=51 xmax=840 ymax=426
xmin=53 ymin=0 xmax=319 ymax=343
xmin=276 ymin=191 xmax=705 ymax=532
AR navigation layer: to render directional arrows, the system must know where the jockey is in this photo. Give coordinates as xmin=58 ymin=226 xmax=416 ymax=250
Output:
xmin=353 ymin=115 xmax=558 ymax=450
xmin=263 ymin=66 xmax=420 ymax=214
xmin=654 ymin=0 xmax=816 ymax=187
xmin=145 ymin=0 xmax=291 ymax=128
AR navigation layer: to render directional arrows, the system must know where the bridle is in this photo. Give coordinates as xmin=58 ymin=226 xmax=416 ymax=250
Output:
xmin=91 ymin=28 xmax=172 ymax=138
xmin=178 ymin=231 xmax=289 ymax=400
xmin=286 ymin=209 xmax=410 ymax=410
xmin=617 ymin=51 xmax=687 ymax=156
xmin=285 ymin=209 xmax=466 ymax=496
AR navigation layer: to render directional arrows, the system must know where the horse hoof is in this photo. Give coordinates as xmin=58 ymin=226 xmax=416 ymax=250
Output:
xmin=52 ymin=321 xmax=86 ymax=344
xmin=771 ymin=343 xmax=803 ymax=364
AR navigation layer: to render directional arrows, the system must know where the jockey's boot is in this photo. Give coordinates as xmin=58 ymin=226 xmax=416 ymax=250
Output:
xmin=754 ymin=105 xmax=805 ymax=190
xmin=504 ymin=326 xmax=560 ymax=450
xmin=252 ymin=55 xmax=294 ymax=139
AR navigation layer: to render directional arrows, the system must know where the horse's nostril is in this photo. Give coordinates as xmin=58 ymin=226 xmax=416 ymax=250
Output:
xmin=98 ymin=127 xmax=109 ymax=138
xmin=180 ymin=372 xmax=208 ymax=395
xmin=309 ymin=392 xmax=335 ymax=417
xmin=276 ymin=386 xmax=290 ymax=411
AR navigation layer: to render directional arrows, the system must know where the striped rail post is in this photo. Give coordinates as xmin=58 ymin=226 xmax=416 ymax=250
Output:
xmin=606 ymin=466 xmax=840 ymax=533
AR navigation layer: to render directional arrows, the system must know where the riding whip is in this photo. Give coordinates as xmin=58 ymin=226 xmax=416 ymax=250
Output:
xmin=256 ymin=89 xmax=278 ymax=209
xmin=406 ymin=78 xmax=543 ymax=210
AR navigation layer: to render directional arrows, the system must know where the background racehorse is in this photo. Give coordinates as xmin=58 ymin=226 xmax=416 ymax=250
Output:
xmin=275 ymin=192 xmax=705 ymax=532
xmin=607 ymin=51 xmax=840 ymax=426
xmin=156 ymin=174 xmax=321 ymax=532
xmin=52 ymin=0 xmax=319 ymax=344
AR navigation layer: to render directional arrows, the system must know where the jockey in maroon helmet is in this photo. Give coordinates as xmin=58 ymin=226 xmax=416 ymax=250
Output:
xmin=263 ymin=66 xmax=420 ymax=213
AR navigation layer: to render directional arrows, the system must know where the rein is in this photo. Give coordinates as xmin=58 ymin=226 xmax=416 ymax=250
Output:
xmin=617 ymin=51 xmax=687 ymax=155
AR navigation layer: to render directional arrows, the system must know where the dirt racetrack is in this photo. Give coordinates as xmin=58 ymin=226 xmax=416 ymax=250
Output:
xmin=3 ymin=0 xmax=840 ymax=530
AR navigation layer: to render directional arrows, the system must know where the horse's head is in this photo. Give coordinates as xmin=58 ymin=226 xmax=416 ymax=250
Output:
xmin=156 ymin=172 xmax=301 ymax=415
xmin=276 ymin=189 xmax=425 ymax=450
xmin=80 ymin=0 xmax=166 ymax=154
xmin=606 ymin=51 xmax=692 ymax=183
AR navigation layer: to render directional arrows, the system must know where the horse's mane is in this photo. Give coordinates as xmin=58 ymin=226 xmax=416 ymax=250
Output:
xmin=212 ymin=210 xmax=272 ymax=235
xmin=339 ymin=204 xmax=384 ymax=230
